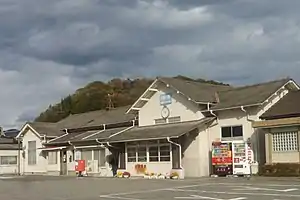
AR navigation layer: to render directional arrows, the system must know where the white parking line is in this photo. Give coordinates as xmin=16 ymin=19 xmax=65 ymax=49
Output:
xmin=99 ymin=183 xmax=213 ymax=199
xmin=175 ymin=195 xmax=247 ymax=200
xmin=232 ymin=186 xmax=299 ymax=192
xmin=168 ymin=189 xmax=300 ymax=198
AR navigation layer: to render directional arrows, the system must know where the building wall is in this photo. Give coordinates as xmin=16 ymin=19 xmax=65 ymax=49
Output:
xmin=265 ymin=126 xmax=300 ymax=163
xmin=138 ymin=85 xmax=204 ymax=126
xmin=0 ymin=149 xmax=23 ymax=175
xmin=22 ymin=129 xmax=47 ymax=174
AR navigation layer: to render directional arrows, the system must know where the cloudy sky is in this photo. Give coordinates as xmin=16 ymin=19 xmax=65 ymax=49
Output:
xmin=1 ymin=0 xmax=300 ymax=129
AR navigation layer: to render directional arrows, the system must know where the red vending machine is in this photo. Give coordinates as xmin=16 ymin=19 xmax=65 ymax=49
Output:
xmin=211 ymin=141 xmax=233 ymax=176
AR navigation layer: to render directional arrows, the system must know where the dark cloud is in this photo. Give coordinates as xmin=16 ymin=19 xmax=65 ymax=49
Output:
xmin=0 ymin=0 xmax=300 ymax=128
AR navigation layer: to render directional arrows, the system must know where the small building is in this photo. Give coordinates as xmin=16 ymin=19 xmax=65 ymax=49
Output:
xmin=252 ymin=90 xmax=300 ymax=164
xmin=0 ymin=136 xmax=22 ymax=175
xmin=16 ymin=106 xmax=136 ymax=176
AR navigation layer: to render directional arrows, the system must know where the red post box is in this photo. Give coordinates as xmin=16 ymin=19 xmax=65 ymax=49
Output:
xmin=75 ymin=160 xmax=85 ymax=172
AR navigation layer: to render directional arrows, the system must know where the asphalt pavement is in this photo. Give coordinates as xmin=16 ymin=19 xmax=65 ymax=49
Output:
xmin=0 ymin=175 xmax=299 ymax=200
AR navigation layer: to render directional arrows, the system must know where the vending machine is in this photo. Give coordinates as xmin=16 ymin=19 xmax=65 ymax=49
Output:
xmin=211 ymin=141 xmax=233 ymax=176
xmin=231 ymin=141 xmax=254 ymax=175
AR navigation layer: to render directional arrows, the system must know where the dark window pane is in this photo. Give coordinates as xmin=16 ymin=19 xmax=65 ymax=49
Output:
xmin=160 ymin=156 xmax=171 ymax=161
xmin=172 ymin=144 xmax=180 ymax=169
xmin=232 ymin=126 xmax=243 ymax=137
xmin=149 ymin=156 xmax=159 ymax=162
xmin=221 ymin=127 xmax=231 ymax=138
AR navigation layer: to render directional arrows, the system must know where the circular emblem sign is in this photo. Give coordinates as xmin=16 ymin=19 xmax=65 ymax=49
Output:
xmin=161 ymin=106 xmax=170 ymax=119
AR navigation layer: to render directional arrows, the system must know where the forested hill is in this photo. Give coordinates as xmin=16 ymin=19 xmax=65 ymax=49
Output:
xmin=35 ymin=76 xmax=229 ymax=122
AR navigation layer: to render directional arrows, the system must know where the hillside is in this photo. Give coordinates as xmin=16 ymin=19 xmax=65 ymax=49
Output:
xmin=35 ymin=76 xmax=229 ymax=122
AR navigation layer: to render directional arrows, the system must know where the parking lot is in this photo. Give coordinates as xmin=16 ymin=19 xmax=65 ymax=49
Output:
xmin=0 ymin=176 xmax=300 ymax=200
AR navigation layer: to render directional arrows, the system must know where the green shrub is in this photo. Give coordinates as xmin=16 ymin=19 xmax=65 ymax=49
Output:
xmin=259 ymin=163 xmax=300 ymax=177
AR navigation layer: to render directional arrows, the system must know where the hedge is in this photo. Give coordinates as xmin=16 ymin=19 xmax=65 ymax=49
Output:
xmin=259 ymin=163 xmax=300 ymax=177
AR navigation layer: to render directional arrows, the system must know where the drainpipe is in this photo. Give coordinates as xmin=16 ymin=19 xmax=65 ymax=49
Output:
xmin=17 ymin=137 xmax=21 ymax=176
xmin=167 ymin=137 xmax=183 ymax=169
xmin=209 ymin=110 xmax=218 ymax=126
xmin=96 ymin=139 xmax=105 ymax=148
xmin=241 ymin=106 xmax=255 ymax=122
xmin=241 ymin=106 xmax=259 ymax=165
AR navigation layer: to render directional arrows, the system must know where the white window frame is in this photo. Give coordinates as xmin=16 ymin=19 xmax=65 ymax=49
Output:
xmin=0 ymin=156 xmax=17 ymax=165
xmin=48 ymin=151 xmax=57 ymax=165
xmin=221 ymin=125 xmax=243 ymax=139
xmin=126 ymin=140 xmax=171 ymax=163
xmin=272 ymin=131 xmax=299 ymax=152
xmin=28 ymin=141 xmax=37 ymax=165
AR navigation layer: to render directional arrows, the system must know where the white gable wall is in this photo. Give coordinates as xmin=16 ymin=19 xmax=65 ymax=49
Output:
xmin=22 ymin=129 xmax=47 ymax=174
xmin=138 ymin=85 xmax=205 ymax=126
xmin=208 ymin=87 xmax=291 ymax=165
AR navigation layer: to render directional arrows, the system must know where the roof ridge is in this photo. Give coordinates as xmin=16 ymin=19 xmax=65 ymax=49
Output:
xmin=218 ymin=78 xmax=291 ymax=93
xmin=159 ymin=76 xmax=231 ymax=88
xmin=59 ymin=105 xmax=131 ymax=118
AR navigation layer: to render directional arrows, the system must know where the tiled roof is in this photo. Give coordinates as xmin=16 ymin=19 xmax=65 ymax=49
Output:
xmin=24 ymin=106 xmax=136 ymax=139
xmin=56 ymin=105 xmax=136 ymax=129
xmin=159 ymin=77 xmax=231 ymax=103
xmin=260 ymin=90 xmax=300 ymax=120
xmin=0 ymin=137 xmax=21 ymax=150
xmin=211 ymin=78 xmax=292 ymax=110
xmin=27 ymin=122 xmax=63 ymax=137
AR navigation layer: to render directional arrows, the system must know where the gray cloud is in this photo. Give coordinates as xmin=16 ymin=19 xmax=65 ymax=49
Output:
xmin=0 ymin=0 xmax=300 ymax=128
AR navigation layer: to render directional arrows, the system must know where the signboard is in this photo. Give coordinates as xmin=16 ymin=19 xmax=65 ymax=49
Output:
xmin=211 ymin=142 xmax=232 ymax=165
xmin=160 ymin=93 xmax=172 ymax=105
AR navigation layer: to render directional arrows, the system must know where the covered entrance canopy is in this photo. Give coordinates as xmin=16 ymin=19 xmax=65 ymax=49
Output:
xmin=108 ymin=117 xmax=215 ymax=143
xmin=252 ymin=117 xmax=300 ymax=129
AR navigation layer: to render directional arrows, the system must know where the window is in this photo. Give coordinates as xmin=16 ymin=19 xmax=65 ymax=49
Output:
xmin=0 ymin=156 xmax=17 ymax=165
xmin=159 ymin=145 xmax=171 ymax=161
xmin=94 ymin=149 xmax=106 ymax=167
xmin=137 ymin=146 xmax=147 ymax=162
xmin=127 ymin=147 xmax=137 ymax=162
xmin=48 ymin=151 xmax=57 ymax=164
xmin=126 ymin=141 xmax=171 ymax=163
xmin=272 ymin=131 xmax=298 ymax=152
xmin=28 ymin=141 xmax=36 ymax=165
xmin=155 ymin=118 xmax=167 ymax=124
xmin=81 ymin=150 xmax=92 ymax=161
xmin=168 ymin=116 xmax=181 ymax=123
xmin=221 ymin=126 xmax=243 ymax=138
xmin=149 ymin=146 xmax=159 ymax=162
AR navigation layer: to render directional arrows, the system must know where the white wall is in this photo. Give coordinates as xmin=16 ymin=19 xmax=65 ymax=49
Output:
xmin=0 ymin=149 xmax=23 ymax=174
xmin=138 ymin=85 xmax=204 ymax=126
xmin=22 ymin=129 xmax=47 ymax=174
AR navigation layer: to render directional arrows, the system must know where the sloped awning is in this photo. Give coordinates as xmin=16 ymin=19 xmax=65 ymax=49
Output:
xmin=38 ymin=146 xmax=67 ymax=151
xmin=108 ymin=117 xmax=215 ymax=143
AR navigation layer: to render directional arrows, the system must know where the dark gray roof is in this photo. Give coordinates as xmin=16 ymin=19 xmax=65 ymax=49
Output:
xmin=0 ymin=137 xmax=21 ymax=150
xmin=23 ymin=106 xmax=136 ymax=140
xmin=211 ymin=78 xmax=292 ymax=110
xmin=81 ymin=127 xmax=129 ymax=141
xmin=48 ymin=130 xmax=99 ymax=144
xmin=47 ymin=126 xmax=133 ymax=144
xmin=28 ymin=122 xmax=63 ymax=137
xmin=108 ymin=117 xmax=215 ymax=143
xmin=159 ymin=77 xmax=231 ymax=103
xmin=260 ymin=90 xmax=300 ymax=120
xmin=56 ymin=105 xmax=136 ymax=129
